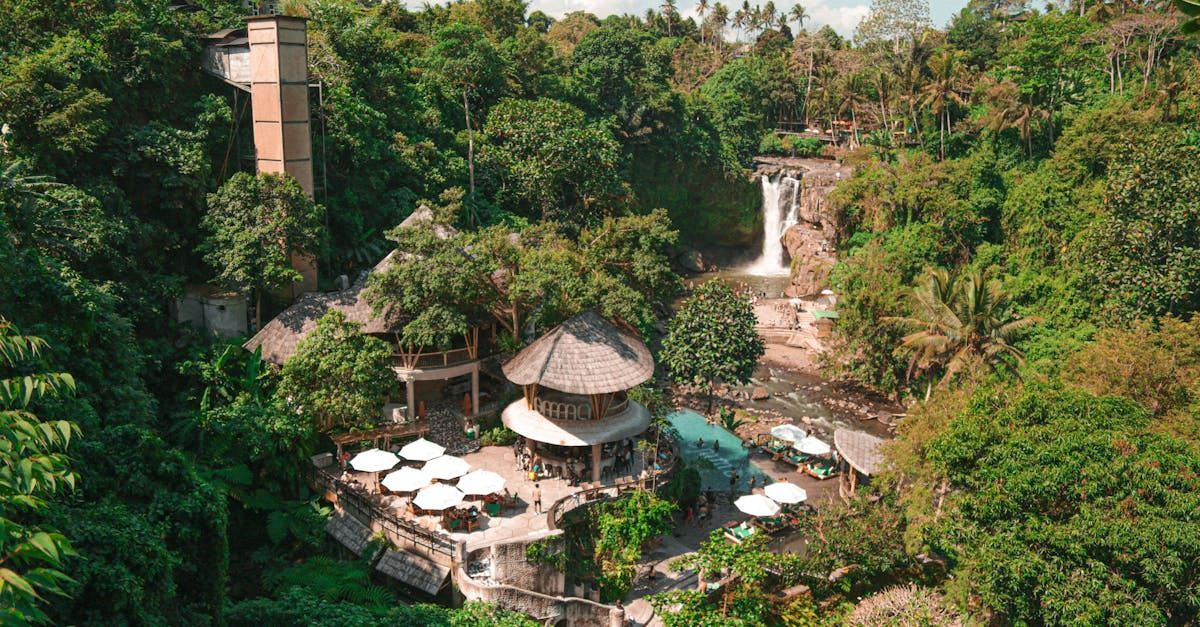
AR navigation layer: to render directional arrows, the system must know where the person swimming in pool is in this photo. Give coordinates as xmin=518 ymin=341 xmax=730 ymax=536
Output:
xmin=697 ymin=437 xmax=704 ymax=448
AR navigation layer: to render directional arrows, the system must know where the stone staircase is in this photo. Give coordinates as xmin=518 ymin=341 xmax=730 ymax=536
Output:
xmin=426 ymin=402 xmax=478 ymax=455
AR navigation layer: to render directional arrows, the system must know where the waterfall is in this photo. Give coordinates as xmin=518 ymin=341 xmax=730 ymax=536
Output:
xmin=745 ymin=173 xmax=802 ymax=276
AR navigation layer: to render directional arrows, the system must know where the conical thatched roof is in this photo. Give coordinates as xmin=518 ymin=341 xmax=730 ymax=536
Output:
xmin=502 ymin=311 xmax=652 ymax=395
xmin=834 ymin=429 xmax=887 ymax=476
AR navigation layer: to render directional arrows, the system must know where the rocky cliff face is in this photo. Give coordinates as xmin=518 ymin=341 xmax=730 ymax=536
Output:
xmin=754 ymin=157 xmax=851 ymax=297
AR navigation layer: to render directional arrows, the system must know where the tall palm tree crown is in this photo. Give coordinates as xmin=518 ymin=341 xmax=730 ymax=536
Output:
xmin=886 ymin=269 xmax=1036 ymax=388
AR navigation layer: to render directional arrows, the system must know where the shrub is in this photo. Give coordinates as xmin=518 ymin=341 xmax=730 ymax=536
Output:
xmin=782 ymin=135 xmax=823 ymax=157
xmin=758 ymin=132 xmax=786 ymax=155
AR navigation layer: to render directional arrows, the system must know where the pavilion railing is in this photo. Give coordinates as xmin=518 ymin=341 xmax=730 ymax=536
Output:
xmin=393 ymin=346 xmax=479 ymax=370
xmin=534 ymin=394 xmax=630 ymax=421
xmin=308 ymin=466 xmax=457 ymax=558
xmin=546 ymin=435 xmax=679 ymax=531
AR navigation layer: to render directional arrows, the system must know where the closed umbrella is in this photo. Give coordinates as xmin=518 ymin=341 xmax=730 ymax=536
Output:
xmin=423 ymin=455 xmax=471 ymax=481
xmin=734 ymin=494 xmax=781 ymax=518
xmin=795 ymin=436 xmax=831 ymax=456
xmin=764 ymin=482 xmax=808 ymax=504
xmin=457 ymin=469 xmax=506 ymax=496
xmin=349 ymin=448 xmax=399 ymax=473
xmin=413 ymin=483 xmax=465 ymax=511
xmin=382 ymin=467 xmax=432 ymax=493
xmin=770 ymin=424 xmax=807 ymax=443
xmin=399 ymin=437 xmax=445 ymax=462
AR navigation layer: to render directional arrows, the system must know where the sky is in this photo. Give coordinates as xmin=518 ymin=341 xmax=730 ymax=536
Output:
xmin=526 ymin=0 xmax=971 ymax=38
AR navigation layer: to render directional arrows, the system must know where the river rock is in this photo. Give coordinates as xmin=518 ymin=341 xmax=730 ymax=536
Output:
xmin=751 ymin=387 xmax=770 ymax=401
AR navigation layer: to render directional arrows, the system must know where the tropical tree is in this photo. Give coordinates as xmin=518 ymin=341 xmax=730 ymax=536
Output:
xmin=886 ymin=269 xmax=1034 ymax=390
xmin=200 ymin=172 xmax=327 ymax=329
xmin=789 ymin=3 xmax=808 ymax=31
xmin=0 ymin=321 xmax=80 ymax=624
xmin=920 ymin=49 xmax=967 ymax=160
xmin=277 ymin=311 xmax=396 ymax=432
xmin=426 ymin=21 xmax=508 ymax=212
xmin=978 ymin=78 xmax=1045 ymax=157
xmin=660 ymin=280 xmax=764 ymax=412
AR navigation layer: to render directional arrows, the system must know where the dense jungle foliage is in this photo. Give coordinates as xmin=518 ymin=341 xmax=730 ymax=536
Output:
xmin=1 ymin=0 xmax=1199 ymax=623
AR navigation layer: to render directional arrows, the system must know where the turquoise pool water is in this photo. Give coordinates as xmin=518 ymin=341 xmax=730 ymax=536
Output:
xmin=667 ymin=409 xmax=768 ymax=492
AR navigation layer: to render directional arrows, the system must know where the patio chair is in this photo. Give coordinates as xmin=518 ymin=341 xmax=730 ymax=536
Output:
xmin=804 ymin=460 xmax=838 ymax=480
xmin=784 ymin=452 xmax=812 ymax=467
xmin=723 ymin=522 xmax=756 ymax=544
xmin=485 ymin=501 xmax=501 ymax=517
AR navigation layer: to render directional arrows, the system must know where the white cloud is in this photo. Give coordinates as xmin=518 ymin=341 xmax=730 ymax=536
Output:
xmin=804 ymin=0 xmax=871 ymax=38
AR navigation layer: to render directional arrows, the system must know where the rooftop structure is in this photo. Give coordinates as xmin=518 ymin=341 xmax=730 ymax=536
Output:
xmin=245 ymin=209 xmax=486 ymax=423
xmin=501 ymin=311 xmax=653 ymax=483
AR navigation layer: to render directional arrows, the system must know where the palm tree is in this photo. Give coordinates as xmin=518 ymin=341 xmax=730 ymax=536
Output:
xmin=979 ymin=79 xmax=1047 ymax=158
xmin=887 ymin=269 xmax=1036 ymax=391
xmin=661 ymin=0 xmax=679 ymax=36
xmin=696 ymin=0 xmax=710 ymax=43
xmin=711 ymin=2 xmax=730 ymax=46
xmin=733 ymin=3 xmax=748 ymax=41
xmin=789 ymin=3 xmax=808 ymax=31
xmin=920 ymin=49 xmax=966 ymax=160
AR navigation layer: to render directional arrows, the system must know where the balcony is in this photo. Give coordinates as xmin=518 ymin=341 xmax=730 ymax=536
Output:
xmin=533 ymin=390 xmax=630 ymax=421
xmin=393 ymin=346 xmax=480 ymax=371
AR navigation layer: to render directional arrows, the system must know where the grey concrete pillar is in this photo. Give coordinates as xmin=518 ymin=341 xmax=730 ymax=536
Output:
xmin=405 ymin=377 xmax=415 ymax=421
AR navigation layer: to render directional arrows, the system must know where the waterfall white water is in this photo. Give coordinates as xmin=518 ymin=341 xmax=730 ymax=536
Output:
xmin=745 ymin=173 xmax=801 ymax=276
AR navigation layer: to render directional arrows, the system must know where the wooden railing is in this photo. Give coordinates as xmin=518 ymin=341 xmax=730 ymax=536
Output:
xmin=394 ymin=346 xmax=479 ymax=370
xmin=533 ymin=394 xmax=630 ymax=421
xmin=308 ymin=466 xmax=457 ymax=557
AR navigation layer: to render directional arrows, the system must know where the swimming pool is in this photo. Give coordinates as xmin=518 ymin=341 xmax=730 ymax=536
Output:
xmin=667 ymin=409 xmax=768 ymax=492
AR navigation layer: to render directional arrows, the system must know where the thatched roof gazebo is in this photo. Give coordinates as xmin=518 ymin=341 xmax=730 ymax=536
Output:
xmin=501 ymin=311 xmax=654 ymax=483
xmin=502 ymin=310 xmax=653 ymax=395
xmin=834 ymin=429 xmax=887 ymax=498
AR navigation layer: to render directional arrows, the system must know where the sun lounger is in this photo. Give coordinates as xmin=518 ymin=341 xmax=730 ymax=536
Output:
xmin=723 ymin=522 xmax=757 ymax=543
xmin=485 ymin=501 xmax=501 ymax=517
xmin=784 ymin=452 xmax=812 ymax=467
xmin=804 ymin=460 xmax=839 ymax=480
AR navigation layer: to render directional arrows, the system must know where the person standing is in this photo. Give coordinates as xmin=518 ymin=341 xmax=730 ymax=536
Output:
xmin=532 ymin=483 xmax=543 ymax=514
xmin=729 ymin=469 xmax=739 ymax=494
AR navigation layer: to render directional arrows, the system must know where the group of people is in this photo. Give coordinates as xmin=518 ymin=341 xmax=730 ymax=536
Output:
xmin=684 ymin=489 xmax=719 ymax=526
xmin=512 ymin=437 xmax=645 ymax=486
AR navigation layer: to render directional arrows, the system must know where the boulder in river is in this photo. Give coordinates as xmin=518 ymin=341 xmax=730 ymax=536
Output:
xmin=751 ymin=387 xmax=770 ymax=401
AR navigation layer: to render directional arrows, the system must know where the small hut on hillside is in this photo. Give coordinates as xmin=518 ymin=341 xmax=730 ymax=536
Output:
xmin=834 ymin=428 xmax=887 ymax=499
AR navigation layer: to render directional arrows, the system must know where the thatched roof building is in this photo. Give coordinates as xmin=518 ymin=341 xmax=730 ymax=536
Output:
xmin=834 ymin=429 xmax=886 ymax=476
xmin=243 ymin=208 xmax=456 ymax=365
xmin=501 ymin=311 xmax=653 ymax=395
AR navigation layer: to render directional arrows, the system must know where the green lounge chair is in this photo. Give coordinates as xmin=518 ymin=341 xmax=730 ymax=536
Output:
xmin=805 ymin=461 xmax=838 ymax=480
xmin=786 ymin=452 xmax=812 ymax=467
xmin=724 ymin=523 xmax=756 ymax=543
xmin=485 ymin=501 xmax=501 ymax=516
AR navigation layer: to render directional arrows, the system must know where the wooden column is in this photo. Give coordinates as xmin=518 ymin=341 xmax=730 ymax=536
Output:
xmin=470 ymin=365 xmax=479 ymax=417
xmin=591 ymin=443 xmax=602 ymax=484
xmin=405 ymin=377 xmax=416 ymax=421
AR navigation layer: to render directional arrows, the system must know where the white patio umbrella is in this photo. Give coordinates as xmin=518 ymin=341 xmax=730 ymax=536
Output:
xmin=764 ymin=481 xmax=808 ymax=505
xmin=795 ymin=436 xmax=831 ymax=456
xmin=770 ymin=424 xmax=807 ymax=443
xmin=399 ymin=437 xmax=446 ymax=462
xmin=734 ymin=494 xmax=781 ymax=518
xmin=381 ymin=467 xmax=432 ymax=493
xmin=348 ymin=448 xmax=399 ymax=473
xmin=423 ymin=455 xmax=471 ymax=481
xmin=457 ymin=469 xmax=506 ymax=496
xmin=413 ymin=483 xmax=465 ymax=511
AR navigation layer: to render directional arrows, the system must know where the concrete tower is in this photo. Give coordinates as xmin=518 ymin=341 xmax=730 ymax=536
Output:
xmin=246 ymin=14 xmax=317 ymax=293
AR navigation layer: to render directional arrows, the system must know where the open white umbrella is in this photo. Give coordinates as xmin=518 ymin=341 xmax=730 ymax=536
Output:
xmin=399 ymin=437 xmax=446 ymax=462
xmin=423 ymin=455 xmax=470 ymax=480
xmin=735 ymin=494 xmax=781 ymax=518
xmin=349 ymin=448 xmax=399 ymax=473
xmin=795 ymin=436 xmax=831 ymax=456
xmin=764 ymin=481 xmax=808 ymax=504
xmin=457 ymin=469 xmax=506 ymax=496
xmin=770 ymin=424 xmax=807 ymax=443
xmin=413 ymin=483 xmax=465 ymax=511
xmin=382 ymin=467 xmax=432 ymax=492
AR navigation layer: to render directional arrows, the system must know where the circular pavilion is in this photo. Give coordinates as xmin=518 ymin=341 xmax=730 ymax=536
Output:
xmin=501 ymin=311 xmax=654 ymax=483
